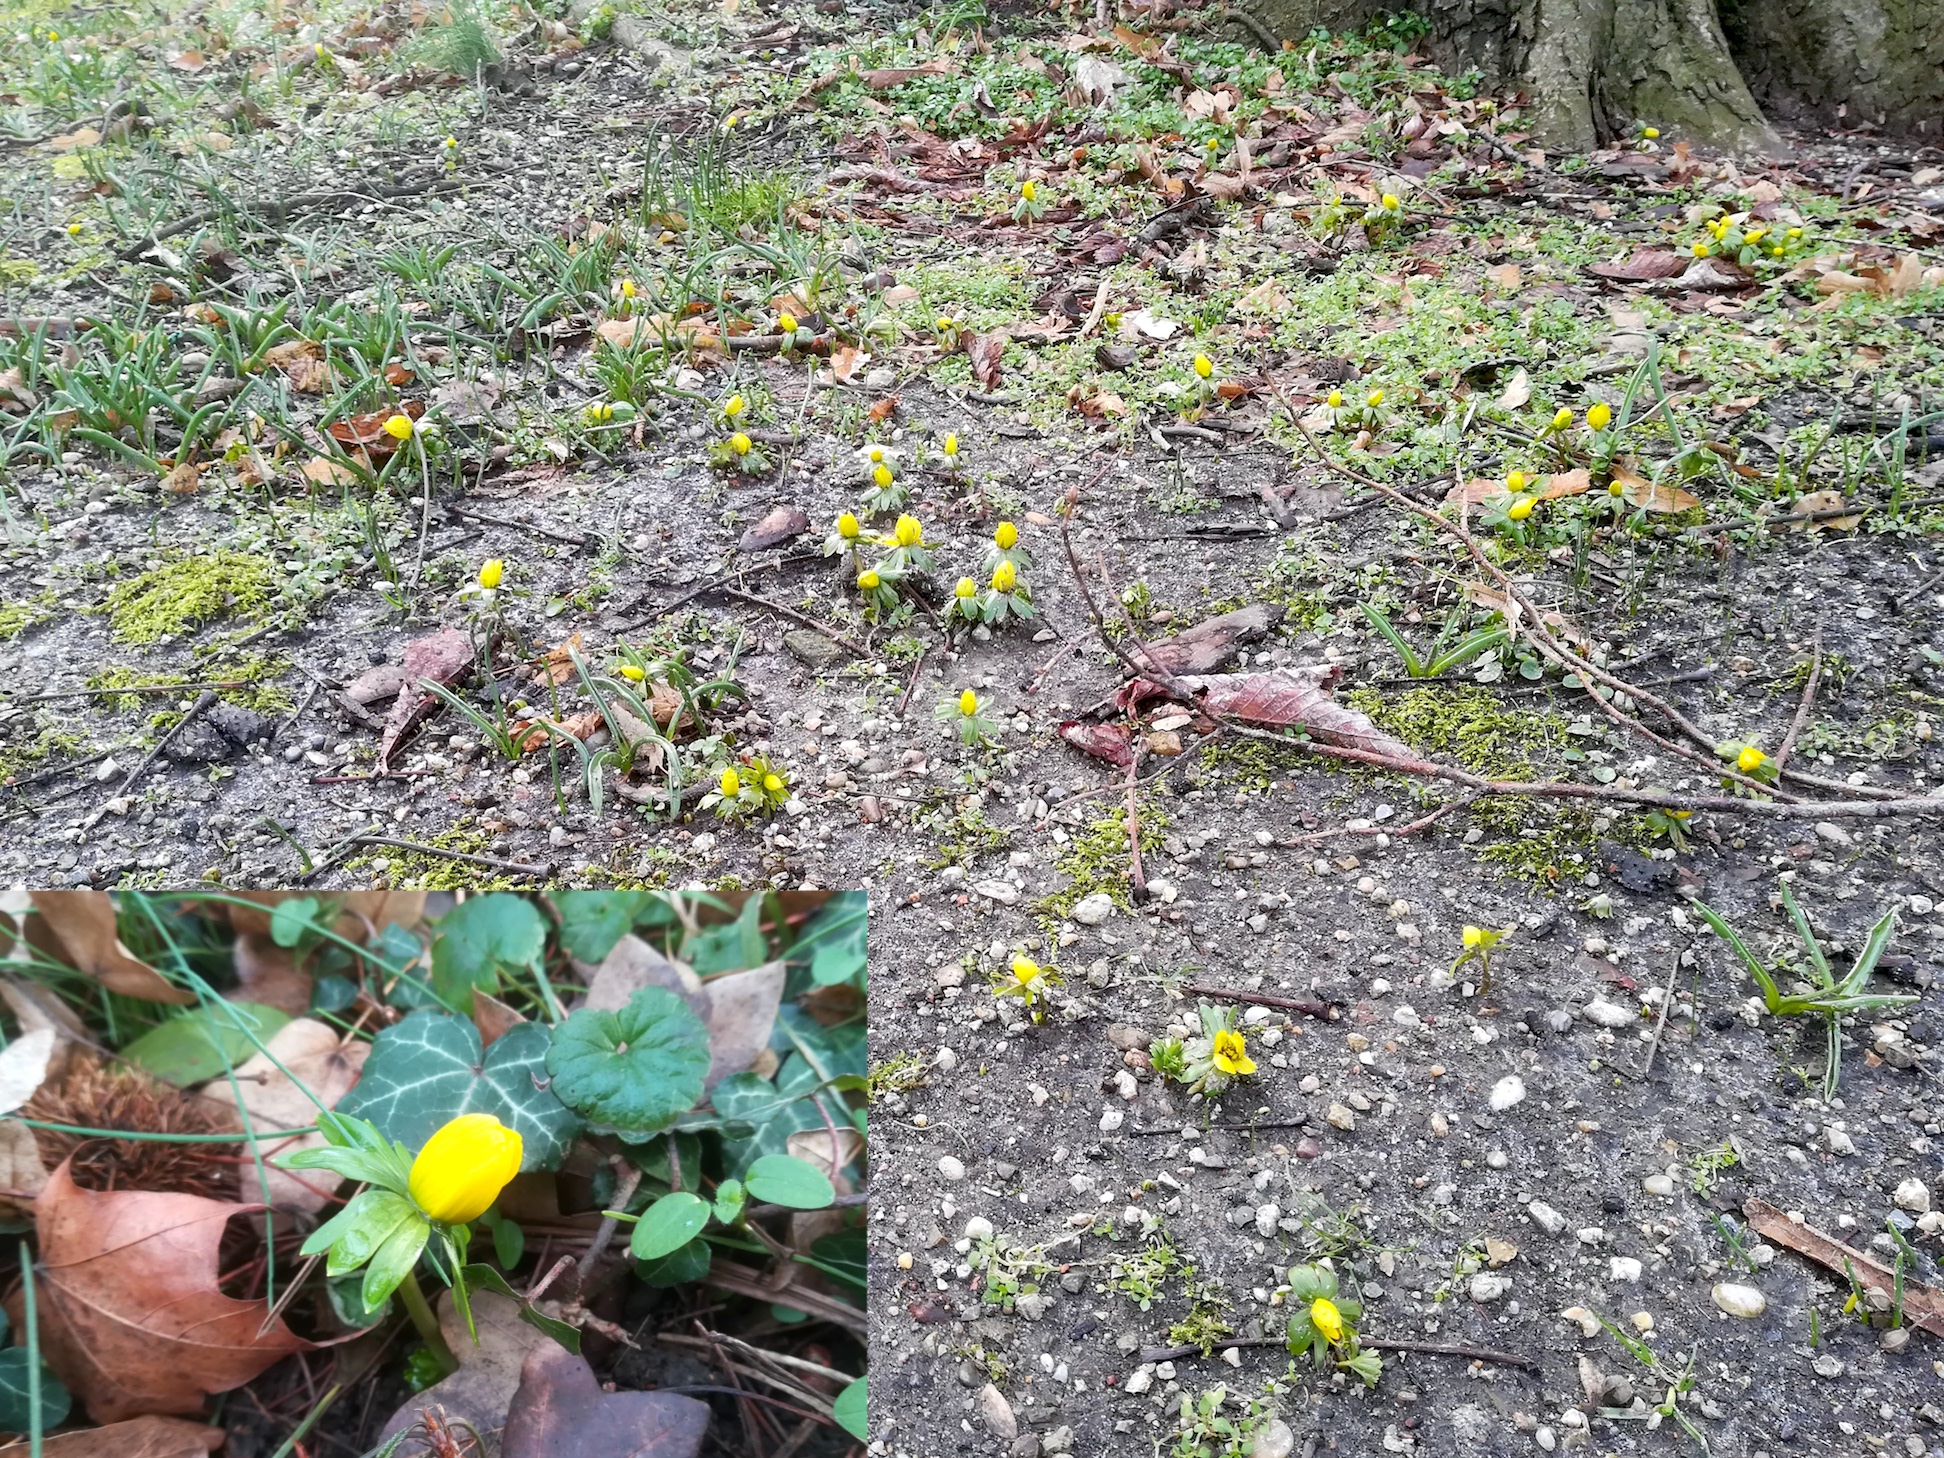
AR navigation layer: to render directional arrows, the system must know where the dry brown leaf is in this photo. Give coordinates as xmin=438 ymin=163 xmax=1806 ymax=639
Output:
xmin=697 ymin=961 xmax=786 ymax=1089
xmin=300 ymin=455 xmax=357 ymax=487
xmin=1535 ymin=468 xmax=1592 ymax=500
xmin=161 ymin=460 xmax=200 ymax=494
xmin=529 ymin=633 xmax=587 ymax=689
xmin=27 ymin=893 xmax=195 ymax=1004
xmin=48 ymin=127 xmax=100 ymax=152
xmin=827 ymin=344 xmax=863 ymax=383
xmin=16 ymin=1161 xmax=309 ymax=1421
xmin=229 ymin=932 xmax=311 ymax=1016
xmin=1484 ymin=262 xmax=1522 ymax=292
xmin=195 ymin=1018 xmax=368 ymax=1211
xmin=1742 ymin=1198 xmax=1944 ymax=1336
xmin=1444 ymin=477 xmax=1516 ymax=505
xmin=965 ymin=331 xmax=1007 ymax=390
xmin=0 ymin=1118 xmax=49 ymax=1217
xmin=0 ymin=1415 xmax=227 ymax=1458
xmin=379 ymin=1288 xmax=565 ymax=1455
xmin=471 ymin=988 xmax=526 ymax=1048
xmin=501 ymin=1343 xmax=708 ymax=1458
xmin=379 ymin=627 xmax=474 ymax=769
xmin=1612 ymin=466 xmax=1701 ymax=513
xmin=1778 ymin=488 xmax=1863 ymax=531
xmin=868 ymin=394 xmax=899 ymax=422
xmin=1496 ymin=367 xmax=1532 ymax=409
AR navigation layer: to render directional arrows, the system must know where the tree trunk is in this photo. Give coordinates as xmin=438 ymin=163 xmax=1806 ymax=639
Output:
xmin=1237 ymin=0 xmax=1942 ymax=153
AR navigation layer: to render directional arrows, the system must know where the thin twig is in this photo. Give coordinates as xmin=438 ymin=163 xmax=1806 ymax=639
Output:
xmin=1636 ymin=952 xmax=1684 ymax=1081
xmin=6 ymin=678 xmax=250 ymax=704
xmin=1180 ymin=984 xmax=1333 ymax=1019
xmin=577 ymin=1155 xmax=643 ymax=1284
xmin=82 ymin=690 xmax=219 ymax=827
xmin=1773 ymin=622 xmax=1822 ymax=775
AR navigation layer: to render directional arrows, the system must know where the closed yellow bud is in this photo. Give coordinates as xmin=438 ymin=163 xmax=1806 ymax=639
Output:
xmin=1366 ymin=389 xmax=1384 ymax=408
xmin=1642 ymin=126 xmax=1660 ymax=139
xmin=620 ymin=278 xmax=636 ymax=299
xmin=895 ymin=514 xmax=922 ymax=547
xmin=1586 ymin=403 xmax=1612 ymax=431
xmin=1327 ymin=390 xmax=1343 ymax=409
xmin=956 ymin=576 xmax=977 ymax=600
xmin=619 ymin=664 xmax=645 ymax=681
xmin=858 ymin=569 xmax=881 ymax=591
xmin=778 ymin=313 xmax=798 ymax=334
xmin=994 ymin=521 xmax=1018 ymax=549
xmin=1609 ymin=479 xmax=1625 ymax=496
xmin=991 ymin=560 xmax=1017 ymax=593
xmin=1507 ymin=497 xmax=1535 ymax=520
xmin=1020 ymin=180 xmax=1037 ymax=201
xmin=1311 ymin=1297 xmax=1345 ymax=1343
xmin=729 ymin=432 xmax=752 ymax=455
xmin=943 ymin=432 xmax=958 ymax=455
xmin=1462 ymin=926 xmax=1485 ymax=948
xmin=383 ymin=414 xmax=415 ymax=441
xmin=838 ymin=512 xmax=860 ymax=540
xmin=1693 ymin=242 xmax=1710 ymax=258
xmin=1736 ymin=745 xmax=1768 ymax=773
xmin=1507 ymin=471 xmax=1527 ymax=492
xmin=1011 ymin=955 xmax=1042 ymax=984
xmin=723 ymin=394 xmax=745 ymax=418
xmin=720 ymin=767 xmax=741 ymax=797
xmin=477 ymin=559 xmax=504 ymax=590
xmin=872 ymin=464 xmax=894 ymax=489
xmin=1381 ymin=193 xmax=1400 ymax=210
xmin=1551 ymin=407 xmax=1572 ymax=431
xmin=408 ymin=1113 xmax=523 ymax=1225
xmin=1193 ymin=354 xmax=1213 ymax=379
xmin=763 ymin=772 xmax=785 ymax=794
xmin=960 ymin=689 xmax=979 ymax=716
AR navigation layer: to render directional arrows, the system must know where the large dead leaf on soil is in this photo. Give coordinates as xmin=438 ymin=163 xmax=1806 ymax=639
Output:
xmin=1586 ymin=248 xmax=1689 ymax=282
xmin=738 ymin=504 xmax=811 ymax=553
xmin=16 ymin=1160 xmax=308 ymax=1421
xmin=26 ymin=893 xmax=194 ymax=1004
xmin=229 ymin=932 xmax=312 ymax=1016
xmin=1115 ymin=668 xmax=1417 ymax=762
xmin=262 ymin=339 xmax=333 ymax=394
xmin=195 ymin=1017 xmax=369 ymax=1211
xmin=379 ymin=1288 xmax=563 ymax=1458
xmin=965 ymin=330 xmax=1007 ymax=390
xmin=327 ymin=399 xmax=426 ymax=459
xmin=378 ymin=627 xmax=474 ymax=769
xmin=1774 ymin=488 xmax=1863 ymax=531
xmin=1057 ymin=721 xmax=1136 ymax=768
xmin=0 ymin=1415 xmax=227 ymax=1458
xmin=502 ymin=1343 xmax=709 ymax=1458
xmin=1612 ymin=465 xmax=1701 ymax=513
xmin=1131 ymin=603 xmax=1286 ymax=677
xmin=1742 ymin=1197 xmax=1944 ymax=1337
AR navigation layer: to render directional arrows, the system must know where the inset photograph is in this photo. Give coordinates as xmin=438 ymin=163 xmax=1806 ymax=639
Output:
xmin=0 ymin=887 xmax=865 ymax=1456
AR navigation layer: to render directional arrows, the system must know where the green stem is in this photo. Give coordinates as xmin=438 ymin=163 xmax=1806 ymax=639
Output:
xmin=14 ymin=1118 xmax=318 ymax=1142
xmin=396 ymin=1269 xmax=459 ymax=1377
xmin=20 ymin=1242 xmax=42 ymax=1458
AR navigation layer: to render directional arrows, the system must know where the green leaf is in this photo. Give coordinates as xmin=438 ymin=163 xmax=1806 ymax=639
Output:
xmin=280 ymin=1113 xmax=414 ymax=1192
xmin=321 ymin=1191 xmax=421 ymax=1277
xmin=270 ymin=896 xmax=324 ymax=949
xmin=715 ymin=1064 xmax=827 ymax=1173
xmin=430 ymin=893 xmax=548 ymax=1008
xmin=745 ymin=1154 xmax=835 ymax=1210
xmin=807 ymin=1228 xmax=865 ymax=1293
xmin=687 ymin=894 xmax=767 ymax=974
xmin=336 ymin=1011 xmax=581 ymax=1169
xmin=635 ymin=1237 xmax=711 ymax=1287
xmin=553 ymin=891 xmax=652 ymax=961
xmin=459 ymin=1264 xmax=581 ymax=1353
xmin=791 ymin=891 xmax=866 ymax=990
xmin=362 ymin=1215 xmax=430 ymax=1307
xmin=832 ymin=1377 xmax=866 ymax=1442
xmin=311 ymin=974 xmax=358 ymax=1014
xmin=122 ymin=1001 xmax=293 ymax=1087
xmin=483 ymin=1208 xmax=525 ymax=1270
xmin=0 ymin=1348 xmax=70 ymax=1433
xmin=713 ymin=1179 xmax=746 ymax=1227
xmin=545 ymin=988 xmax=709 ymax=1141
xmin=326 ymin=1272 xmax=391 ymax=1329
xmin=630 ymin=1192 xmax=711 ymax=1261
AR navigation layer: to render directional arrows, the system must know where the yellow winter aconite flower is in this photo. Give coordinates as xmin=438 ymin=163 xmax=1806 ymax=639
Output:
xmin=1327 ymin=389 xmax=1344 ymax=409
xmin=1586 ymin=402 xmax=1612 ymax=431
xmin=1011 ymin=955 xmax=1043 ymax=985
xmin=867 ymin=445 xmax=885 ymax=464
xmin=65 ymin=222 xmax=83 ymax=236
xmin=956 ymin=576 xmax=977 ymax=600
xmin=1366 ymin=389 xmax=1383 ymax=408
xmin=619 ymin=278 xmax=637 ymax=299
xmin=443 ymin=136 xmax=458 ymax=151
xmin=991 ymin=560 xmax=1017 ymax=593
xmin=1380 ymin=193 xmax=1400 ymax=211
xmin=1693 ymin=242 xmax=1710 ymax=258
xmin=1642 ymin=127 xmax=1660 ymax=139
xmin=936 ymin=315 xmax=956 ymax=332
xmin=763 ymin=772 xmax=785 ymax=794
xmin=1551 ymin=407 xmax=1572 ymax=431
xmin=723 ymin=393 xmax=745 ymax=418
xmin=1506 ymin=470 xmax=1527 ymax=492
xmin=959 ymin=688 xmax=979 ymax=716
xmin=778 ymin=312 xmax=798 ymax=334
xmin=1310 ymin=1297 xmax=1345 ymax=1344
xmin=894 ymin=514 xmax=923 ymax=547
xmin=1507 ymin=497 xmax=1535 ymax=520
xmin=994 ymin=520 xmax=1019 ymax=549
xmin=1736 ymin=745 xmax=1768 ymax=773
xmin=720 ymin=767 xmax=741 ymax=797
xmin=1211 ymin=1029 xmax=1256 ymax=1077
xmin=858 ymin=569 xmax=881 ymax=590
xmin=872 ymin=464 xmax=894 ymax=490
xmin=619 ymin=664 xmax=645 ymax=681
xmin=1193 ymin=354 xmax=1213 ymax=380
xmin=837 ymin=512 xmax=861 ymax=540
xmin=477 ymin=559 xmax=504 ymax=590
xmin=729 ymin=432 xmax=752 ymax=455
xmin=1609 ymin=479 xmax=1626 ymax=496
xmin=408 ymin=1113 xmax=523 ymax=1225
xmin=1462 ymin=925 xmax=1485 ymax=948
xmin=1020 ymin=180 xmax=1037 ymax=201
xmin=943 ymin=432 xmax=958 ymax=456
xmin=383 ymin=414 xmax=415 ymax=441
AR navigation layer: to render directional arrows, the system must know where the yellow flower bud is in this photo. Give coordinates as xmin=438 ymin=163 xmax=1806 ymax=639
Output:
xmin=991 ymin=560 xmax=1017 ymax=593
xmin=443 ymin=136 xmax=458 ymax=150
xmin=620 ymin=278 xmax=636 ymax=299
xmin=763 ymin=772 xmax=785 ymax=794
xmin=730 ymin=432 xmax=752 ymax=455
xmin=715 ymin=767 xmax=740 ymax=799
xmin=1507 ymin=497 xmax=1535 ymax=520
xmin=1193 ymin=354 xmax=1213 ymax=380
xmin=1366 ymin=389 xmax=1383 ymax=408
xmin=936 ymin=316 xmax=955 ymax=332
xmin=1736 ymin=745 xmax=1767 ymax=773
xmin=1609 ymin=479 xmax=1625 ymax=496
xmin=994 ymin=521 xmax=1018 ymax=549
xmin=1586 ymin=402 xmax=1612 ymax=431
xmin=1011 ymin=955 xmax=1042 ymax=984
xmin=1020 ymin=180 xmax=1036 ymax=201
xmin=778 ymin=312 xmax=798 ymax=334
xmin=1642 ymin=127 xmax=1660 ymax=139
xmin=872 ymin=464 xmax=894 ymax=489
xmin=383 ymin=414 xmax=415 ymax=441
xmin=723 ymin=394 xmax=745 ymax=418
xmin=959 ymin=689 xmax=979 ymax=716
xmin=1462 ymin=926 xmax=1485 ymax=948
xmin=619 ymin=664 xmax=645 ymax=681
xmin=858 ymin=569 xmax=881 ymax=591
xmin=955 ymin=576 xmax=976 ymax=600
xmin=1551 ymin=407 xmax=1572 ymax=432
xmin=477 ymin=559 xmax=504 ymax=590
xmin=1327 ymin=390 xmax=1343 ymax=409
xmin=1507 ymin=471 xmax=1527 ymax=492
xmin=838 ymin=512 xmax=860 ymax=540
xmin=943 ymin=433 xmax=958 ymax=456
xmin=867 ymin=445 xmax=885 ymax=463
xmin=895 ymin=514 xmax=922 ymax=547
xmin=1381 ymin=194 xmax=1400 ymax=210
xmin=1310 ymin=1297 xmax=1345 ymax=1343
xmin=408 ymin=1113 xmax=523 ymax=1225
xmin=1693 ymin=242 xmax=1710 ymax=258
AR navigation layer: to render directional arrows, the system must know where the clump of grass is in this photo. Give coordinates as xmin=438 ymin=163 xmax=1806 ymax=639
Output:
xmin=409 ymin=1 xmax=501 ymax=77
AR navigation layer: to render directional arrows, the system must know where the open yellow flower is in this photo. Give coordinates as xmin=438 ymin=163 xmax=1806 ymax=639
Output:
xmin=1310 ymin=1297 xmax=1345 ymax=1344
xmin=1211 ymin=1029 xmax=1255 ymax=1077
xmin=1586 ymin=402 xmax=1612 ymax=431
xmin=960 ymin=688 xmax=979 ymax=716
xmin=1011 ymin=955 xmax=1043 ymax=985
xmin=720 ymin=767 xmax=742 ymax=797
xmin=1736 ymin=745 xmax=1768 ymax=773
xmin=477 ymin=559 xmax=504 ymax=590
xmin=383 ymin=414 xmax=415 ymax=441
xmin=1462 ymin=925 xmax=1485 ymax=948
xmin=894 ymin=514 xmax=923 ymax=547
xmin=763 ymin=772 xmax=785 ymax=794
xmin=778 ymin=312 xmax=798 ymax=334
xmin=409 ymin=1113 xmax=523 ymax=1225
xmin=991 ymin=560 xmax=1017 ymax=593
xmin=994 ymin=521 xmax=1018 ymax=549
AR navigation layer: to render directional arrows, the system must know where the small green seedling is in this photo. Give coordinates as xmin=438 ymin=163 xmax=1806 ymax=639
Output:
xmin=1358 ymin=603 xmax=1509 ymax=679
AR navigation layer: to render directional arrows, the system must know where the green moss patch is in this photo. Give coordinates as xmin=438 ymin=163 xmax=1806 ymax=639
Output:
xmin=101 ymin=552 xmax=277 ymax=645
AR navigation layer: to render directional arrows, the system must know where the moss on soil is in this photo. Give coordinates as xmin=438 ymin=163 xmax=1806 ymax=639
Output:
xmin=100 ymin=552 xmax=277 ymax=645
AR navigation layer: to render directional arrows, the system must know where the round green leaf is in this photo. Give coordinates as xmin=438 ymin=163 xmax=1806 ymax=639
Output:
xmin=430 ymin=892 xmax=548 ymax=1007
xmin=545 ymin=988 xmax=710 ymax=1140
xmin=744 ymin=1153 xmax=835 ymax=1210
xmin=635 ymin=1236 xmax=711 ymax=1287
xmin=122 ymin=1001 xmax=292 ymax=1087
xmin=336 ymin=1011 xmax=581 ymax=1169
xmin=630 ymin=1191 xmax=711 ymax=1261
xmin=0 ymin=1348 xmax=70 ymax=1433
xmin=832 ymin=1377 xmax=866 ymax=1442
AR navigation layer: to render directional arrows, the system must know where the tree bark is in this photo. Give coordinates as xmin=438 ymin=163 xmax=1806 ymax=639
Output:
xmin=1236 ymin=0 xmax=1941 ymax=153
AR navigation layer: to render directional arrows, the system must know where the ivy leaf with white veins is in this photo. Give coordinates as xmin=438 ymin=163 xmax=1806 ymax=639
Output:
xmin=545 ymin=988 xmax=709 ymax=1141
xmin=335 ymin=1011 xmax=580 ymax=1168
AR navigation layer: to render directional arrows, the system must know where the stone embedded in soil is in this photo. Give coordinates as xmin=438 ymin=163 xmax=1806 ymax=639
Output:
xmin=1528 ymin=1200 xmax=1567 ymax=1235
xmin=1470 ymin=1272 xmax=1512 ymax=1302
xmin=978 ymin=1382 xmax=1018 ymax=1439
xmin=1249 ymin=1418 xmax=1296 ymax=1458
xmin=1489 ymin=1075 xmax=1527 ymax=1111
xmin=1562 ymin=1306 xmax=1600 ymax=1337
xmin=1070 ymin=892 xmax=1114 ymax=925
xmin=1894 ymin=1177 xmax=1931 ymax=1213
xmin=782 ymin=629 xmax=846 ymax=672
xmin=1610 ymin=1256 xmax=1643 ymax=1282
xmin=1643 ymin=1173 xmax=1676 ymax=1197
xmin=973 ymin=879 xmax=1020 ymax=905
xmin=1581 ymin=997 xmax=1637 ymax=1029
xmin=938 ymin=1154 xmax=966 ymax=1181
xmin=1326 ymin=1101 xmax=1357 ymax=1131
xmin=1124 ymin=1366 xmax=1154 ymax=1395
xmin=1711 ymin=1283 xmax=1767 ymax=1318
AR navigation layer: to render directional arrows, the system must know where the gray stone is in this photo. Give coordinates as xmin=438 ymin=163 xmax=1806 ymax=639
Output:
xmin=783 ymin=629 xmax=846 ymax=672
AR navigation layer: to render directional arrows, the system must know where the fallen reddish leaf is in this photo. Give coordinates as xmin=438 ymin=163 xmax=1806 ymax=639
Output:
xmin=868 ymin=394 xmax=899 ymax=422
xmin=326 ymin=399 xmax=426 ymax=459
xmin=1613 ymin=466 xmax=1701 ymax=513
xmin=1587 ymin=248 xmax=1688 ymax=281
xmin=738 ymin=505 xmax=811 ymax=553
xmin=965 ymin=331 xmax=1007 ymax=390
xmin=378 ymin=627 xmax=474 ymax=769
xmin=513 ymin=711 xmax=604 ymax=755
xmin=857 ymin=59 xmax=955 ymax=89
xmin=501 ymin=1343 xmax=710 ymax=1458
xmin=1116 ymin=668 xmax=1416 ymax=761
xmin=14 ymin=1161 xmax=308 ymax=1421
xmin=1057 ymin=721 xmax=1135 ymax=767
xmin=529 ymin=633 xmax=587 ymax=689
xmin=1132 ymin=603 xmax=1285 ymax=677
xmin=1535 ymin=468 xmax=1592 ymax=500
xmin=228 ymin=932 xmax=313 ymax=1016
xmin=25 ymin=893 xmax=194 ymax=1004
xmin=2 ymin=1415 xmax=227 ymax=1458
